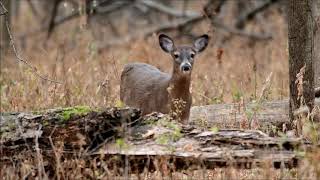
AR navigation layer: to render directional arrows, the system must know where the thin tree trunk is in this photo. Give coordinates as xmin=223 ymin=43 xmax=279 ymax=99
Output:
xmin=313 ymin=0 xmax=320 ymax=88
xmin=288 ymin=0 xmax=314 ymax=131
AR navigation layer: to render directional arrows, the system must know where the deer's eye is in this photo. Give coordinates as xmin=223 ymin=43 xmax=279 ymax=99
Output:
xmin=174 ymin=54 xmax=179 ymax=58
xmin=190 ymin=53 xmax=195 ymax=58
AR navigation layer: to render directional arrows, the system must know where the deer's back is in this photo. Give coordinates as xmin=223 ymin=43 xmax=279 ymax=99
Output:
xmin=120 ymin=63 xmax=171 ymax=115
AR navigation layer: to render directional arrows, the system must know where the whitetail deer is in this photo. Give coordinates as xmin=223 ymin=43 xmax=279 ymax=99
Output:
xmin=120 ymin=34 xmax=209 ymax=123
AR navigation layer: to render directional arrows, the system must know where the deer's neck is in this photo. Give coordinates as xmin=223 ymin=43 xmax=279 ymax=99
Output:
xmin=169 ymin=71 xmax=191 ymax=100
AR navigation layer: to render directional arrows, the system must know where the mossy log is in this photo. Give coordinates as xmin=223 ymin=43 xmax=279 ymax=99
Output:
xmin=0 ymin=103 xmax=316 ymax=172
xmin=0 ymin=106 xmax=141 ymax=156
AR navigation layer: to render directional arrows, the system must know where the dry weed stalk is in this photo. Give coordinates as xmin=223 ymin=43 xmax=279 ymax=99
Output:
xmin=170 ymin=98 xmax=187 ymax=123
xmin=295 ymin=64 xmax=306 ymax=106
xmin=239 ymin=72 xmax=273 ymax=129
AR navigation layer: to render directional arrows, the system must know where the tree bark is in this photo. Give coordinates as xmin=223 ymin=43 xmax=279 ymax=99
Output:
xmin=0 ymin=0 xmax=11 ymax=56
xmin=288 ymin=0 xmax=314 ymax=129
xmin=313 ymin=0 xmax=320 ymax=88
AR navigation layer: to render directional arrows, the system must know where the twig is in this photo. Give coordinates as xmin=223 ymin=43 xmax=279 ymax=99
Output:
xmin=0 ymin=2 xmax=62 ymax=84
xmin=0 ymin=0 xmax=7 ymax=15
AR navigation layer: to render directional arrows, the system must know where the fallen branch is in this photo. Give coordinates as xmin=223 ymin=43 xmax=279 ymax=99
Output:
xmin=190 ymin=98 xmax=320 ymax=129
xmin=95 ymin=127 xmax=306 ymax=172
xmin=1 ymin=107 xmax=141 ymax=156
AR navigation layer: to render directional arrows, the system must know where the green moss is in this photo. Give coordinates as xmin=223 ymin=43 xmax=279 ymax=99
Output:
xmin=43 ymin=120 xmax=49 ymax=126
xmin=115 ymin=138 xmax=129 ymax=149
xmin=156 ymin=133 xmax=170 ymax=145
xmin=210 ymin=126 xmax=219 ymax=133
xmin=155 ymin=119 xmax=183 ymax=144
xmin=32 ymin=111 xmax=43 ymax=115
xmin=114 ymin=100 xmax=125 ymax=108
xmin=156 ymin=131 xmax=182 ymax=145
xmin=59 ymin=106 xmax=91 ymax=121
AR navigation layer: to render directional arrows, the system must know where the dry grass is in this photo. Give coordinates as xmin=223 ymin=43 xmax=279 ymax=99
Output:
xmin=3 ymin=2 xmax=320 ymax=180
xmin=1 ymin=6 xmax=289 ymax=112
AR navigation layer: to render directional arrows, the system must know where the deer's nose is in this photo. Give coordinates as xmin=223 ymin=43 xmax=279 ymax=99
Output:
xmin=181 ymin=64 xmax=191 ymax=72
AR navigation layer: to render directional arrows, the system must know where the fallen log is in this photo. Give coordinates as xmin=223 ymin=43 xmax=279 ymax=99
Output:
xmin=0 ymin=106 xmax=141 ymax=156
xmin=93 ymin=116 xmax=309 ymax=172
xmin=0 ymin=105 xmax=316 ymax=173
xmin=190 ymin=98 xmax=320 ymax=129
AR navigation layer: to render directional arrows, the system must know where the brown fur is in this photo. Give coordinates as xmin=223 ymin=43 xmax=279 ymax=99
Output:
xmin=120 ymin=62 xmax=192 ymax=123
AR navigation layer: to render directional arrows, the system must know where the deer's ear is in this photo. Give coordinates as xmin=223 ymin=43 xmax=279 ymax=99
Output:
xmin=193 ymin=34 xmax=209 ymax=53
xmin=159 ymin=34 xmax=174 ymax=53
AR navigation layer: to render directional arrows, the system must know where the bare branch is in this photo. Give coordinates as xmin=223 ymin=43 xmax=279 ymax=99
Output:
xmin=17 ymin=0 xmax=130 ymax=40
xmin=236 ymin=0 xmax=280 ymax=29
xmin=97 ymin=16 xmax=204 ymax=50
xmin=26 ymin=0 xmax=41 ymax=19
xmin=0 ymin=2 xmax=62 ymax=84
xmin=211 ymin=18 xmax=273 ymax=40
xmin=97 ymin=5 xmax=272 ymax=50
xmin=47 ymin=0 xmax=62 ymax=39
xmin=203 ymin=0 xmax=273 ymax=41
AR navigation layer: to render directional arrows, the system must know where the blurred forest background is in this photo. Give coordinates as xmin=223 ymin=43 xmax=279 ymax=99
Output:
xmin=3 ymin=1 xmax=320 ymax=180
xmin=1 ymin=0 xmax=289 ymax=112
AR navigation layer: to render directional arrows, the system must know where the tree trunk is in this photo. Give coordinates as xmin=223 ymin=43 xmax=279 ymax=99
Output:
xmin=313 ymin=0 xmax=320 ymax=88
xmin=0 ymin=0 xmax=11 ymax=55
xmin=288 ymin=0 xmax=314 ymax=131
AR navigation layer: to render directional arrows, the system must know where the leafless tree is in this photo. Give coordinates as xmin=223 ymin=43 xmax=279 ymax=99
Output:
xmin=288 ymin=0 xmax=315 ymax=131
